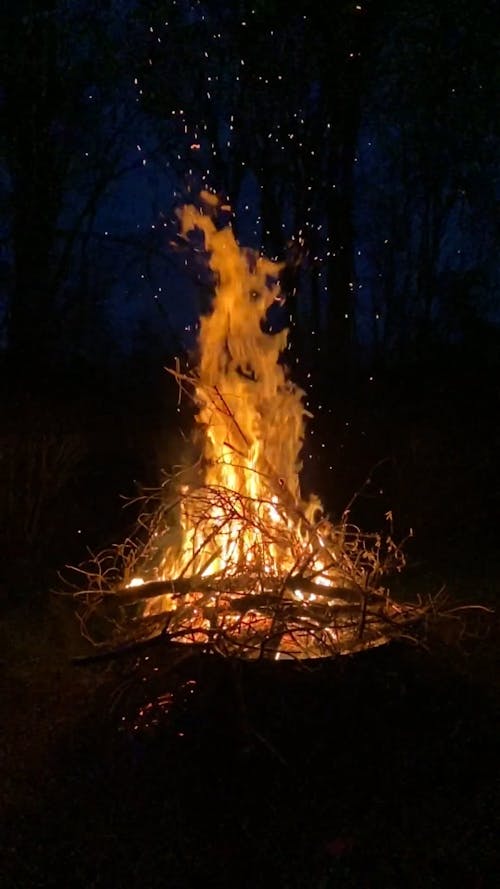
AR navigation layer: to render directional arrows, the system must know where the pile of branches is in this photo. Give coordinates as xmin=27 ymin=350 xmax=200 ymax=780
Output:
xmin=67 ymin=470 xmax=430 ymax=660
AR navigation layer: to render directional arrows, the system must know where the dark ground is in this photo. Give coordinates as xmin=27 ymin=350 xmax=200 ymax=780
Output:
xmin=1 ymin=354 xmax=500 ymax=888
xmin=1 ymin=594 xmax=499 ymax=888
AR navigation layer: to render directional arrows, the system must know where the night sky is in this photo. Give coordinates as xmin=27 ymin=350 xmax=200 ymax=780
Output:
xmin=2 ymin=0 xmax=497 ymax=372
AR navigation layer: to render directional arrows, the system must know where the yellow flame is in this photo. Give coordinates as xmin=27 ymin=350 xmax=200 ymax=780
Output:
xmin=116 ymin=196 xmax=409 ymax=658
xmin=132 ymin=191 xmax=353 ymax=623
xmin=149 ymin=192 xmax=322 ymax=583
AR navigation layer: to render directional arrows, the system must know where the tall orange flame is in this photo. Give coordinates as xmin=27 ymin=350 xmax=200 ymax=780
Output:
xmin=154 ymin=191 xmax=327 ymax=583
xmin=110 ymin=193 xmax=411 ymax=658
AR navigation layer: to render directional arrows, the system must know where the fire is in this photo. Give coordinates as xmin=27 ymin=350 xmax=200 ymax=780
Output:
xmin=145 ymin=192 xmax=341 ymax=589
xmin=109 ymin=192 xmax=409 ymax=658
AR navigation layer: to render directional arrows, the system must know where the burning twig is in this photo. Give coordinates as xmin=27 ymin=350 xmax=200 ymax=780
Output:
xmin=70 ymin=192 xmax=425 ymax=660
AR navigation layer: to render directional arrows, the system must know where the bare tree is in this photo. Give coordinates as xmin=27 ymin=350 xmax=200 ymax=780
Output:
xmin=0 ymin=1 xmax=147 ymax=371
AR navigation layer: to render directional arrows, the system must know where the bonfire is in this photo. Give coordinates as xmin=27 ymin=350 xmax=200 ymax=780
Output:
xmin=74 ymin=191 xmax=423 ymax=659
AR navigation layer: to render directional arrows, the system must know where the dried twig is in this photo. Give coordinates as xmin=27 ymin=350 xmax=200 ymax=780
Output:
xmin=67 ymin=369 xmax=414 ymax=659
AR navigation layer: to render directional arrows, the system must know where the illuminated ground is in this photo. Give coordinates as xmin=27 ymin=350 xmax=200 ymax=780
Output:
xmin=1 ymin=588 xmax=499 ymax=888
